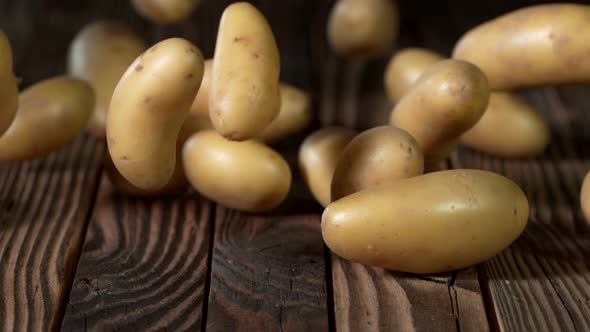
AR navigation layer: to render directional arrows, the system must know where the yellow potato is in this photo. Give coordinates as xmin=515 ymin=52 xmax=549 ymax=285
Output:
xmin=210 ymin=2 xmax=280 ymax=140
xmin=581 ymin=171 xmax=590 ymax=225
xmin=68 ymin=21 xmax=146 ymax=138
xmin=390 ymin=59 xmax=489 ymax=165
xmin=299 ymin=127 xmax=356 ymax=207
xmin=327 ymin=0 xmax=399 ymax=59
xmin=189 ymin=59 xmax=212 ymax=117
xmin=0 ymin=77 xmax=93 ymax=160
xmin=258 ymin=83 xmax=311 ymax=143
xmin=331 ymin=125 xmax=423 ymax=201
xmin=131 ymin=0 xmax=200 ymax=24
xmin=323 ymin=169 xmax=529 ymax=274
xmin=0 ymin=31 xmax=18 ymax=137
xmin=453 ymin=4 xmax=590 ymax=90
xmin=183 ymin=130 xmax=291 ymax=212
xmin=384 ymin=48 xmax=443 ymax=102
xmin=461 ymin=93 xmax=550 ymax=157
xmin=107 ymin=38 xmax=204 ymax=191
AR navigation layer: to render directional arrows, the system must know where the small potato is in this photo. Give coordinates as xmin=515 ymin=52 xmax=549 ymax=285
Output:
xmin=107 ymin=38 xmax=204 ymax=191
xmin=183 ymin=130 xmax=291 ymax=212
xmin=189 ymin=59 xmax=212 ymax=117
xmin=331 ymin=125 xmax=423 ymax=201
xmin=453 ymin=4 xmax=590 ymax=90
xmin=581 ymin=171 xmax=590 ymax=225
xmin=390 ymin=59 xmax=489 ymax=165
xmin=0 ymin=77 xmax=93 ymax=160
xmin=327 ymin=0 xmax=399 ymax=59
xmin=0 ymin=31 xmax=18 ymax=137
xmin=258 ymin=84 xmax=311 ymax=143
xmin=461 ymin=93 xmax=550 ymax=157
xmin=131 ymin=0 xmax=201 ymax=24
xmin=384 ymin=48 xmax=443 ymax=102
xmin=68 ymin=21 xmax=146 ymax=138
xmin=210 ymin=2 xmax=281 ymax=140
xmin=322 ymin=169 xmax=529 ymax=274
xmin=299 ymin=127 xmax=356 ymax=207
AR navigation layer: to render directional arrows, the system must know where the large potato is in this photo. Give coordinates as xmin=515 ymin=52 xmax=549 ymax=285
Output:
xmin=390 ymin=59 xmax=489 ymax=165
xmin=68 ymin=21 xmax=146 ymax=138
xmin=183 ymin=130 xmax=291 ymax=212
xmin=0 ymin=31 xmax=18 ymax=137
xmin=299 ymin=127 xmax=356 ymax=207
xmin=453 ymin=4 xmax=590 ymax=89
xmin=189 ymin=59 xmax=212 ymax=117
xmin=131 ymin=0 xmax=200 ymax=24
xmin=210 ymin=2 xmax=280 ymax=140
xmin=331 ymin=125 xmax=423 ymax=201
xmin=107 ymin=38 xmax=204 ymax=191
xmin=258 ymin=83 xmax=311 ymax=143
xmin=384 ymin=48 xmax=443 ymax=102
xmin=461 ymin=93 xmax=550 ymax=157
xmin=322 ymin=169 xmax=529 ymax=274
xmin=0 ymin=77 xmax=93 ymax=160
xmin=327 ymin=0 xmax=398 ymax=59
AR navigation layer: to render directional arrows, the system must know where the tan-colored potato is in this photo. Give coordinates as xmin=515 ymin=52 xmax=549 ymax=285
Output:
xmin=581 ymin=171 xmax=590 ymax=225
xmin=0 ymin=31 xmax=18 ymax=137
xmin=189 ymin=59 xmax=212 ymax=117
xmin=323 ymin=169 xmax=529 ymax=274
xmin=131 ymin=0 xmax=201 ymax=24
xmin=183 ymin=130 xmax=291 ymax=212
xmin=68 ymin=21 xmax=146 ymax=138
xmin=0 ymin=77 xmax=93 ymax=160
xmin=390 ymin=59 xmax=489 ymax=165
xmin=107 ymin=38 xmax=204 ymax=191
xmin=461 ymin=93 xmax=550 ymax=157
xmin=299 ymin=127 xmax=356 ymax=207
xmin=210 ymin=2 xmax=280 ymax=140
xmin=258 ymin=84 xmax=311 ymax=143
xmin=327 ymin=0 xmax=398 ymax=59
xmin=331 ymin=126 xmax=423 ymax=201
xmin=453 ymin=4 xmax=590 ymax=90
xmin=384 ymin=48 xmax=443 ymax=102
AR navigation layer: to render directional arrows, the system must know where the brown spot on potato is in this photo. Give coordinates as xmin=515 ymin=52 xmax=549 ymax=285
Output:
xmin=186 ymin=47 xmax=197 ymax=54
xmin=135 ymin=64 xmax=144 ymax=72
xmin=121 ymin=155 xmax=129 ymax=160
xmin=252 ymin=52 xmax=260 ymax=59
xmin=233 ymin=36 xmax=248 ymax=43
xmin=185 ymin=73 xmax=194 ymax=79
xmin=144 ymin=96 xmax=152 ymax=104
xmin=108 ymin=137 xmax=116 ymax=145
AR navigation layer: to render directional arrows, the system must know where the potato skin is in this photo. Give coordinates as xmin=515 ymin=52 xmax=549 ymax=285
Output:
xmin=327 ymin=0 xmax=398 ymax=59
xmin=210 ymin=2 xmax=280 ymax=140
xmin=299 ymin=127 xmax=356 ymax=207
xmin=582 ymin=171 xmax=590 ymax=225
xmin=384 ymin=48 xmax=443 ymax=102
xmin=453 ymin=4 xmax=590 ymax=90
xmin=331 ymin=125 xmax=423 ymax=201
xmin=390 ymin=59 xmax=489 ymax=165
xmin=107 ymin=38 xmax=204 ymax=191
xmin=0 ymin=77 xmax=93 ymax=160
xmin=322 ymin=169 xmax=529 ymax=274
xmin=68 ymin=21 xmax=146 ymax=138
xmin=183 ymin=130 xmax=291 ymax=212
xmin=461 ymin=93 xmax=549 ymax=157
xmin=131 ymin=0 xmax=200 ymax=24
xmin=189 ymin=59 xmax=212 ymax=117
xmin=258 ymin=84 xmax=311 ymax=143
xmin=0 ymin=31 xmax=18 ymax=137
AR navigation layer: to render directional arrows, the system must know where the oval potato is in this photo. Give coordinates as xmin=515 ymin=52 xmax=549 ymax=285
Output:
xmin=581 ymin=171 xmax=590 ymax=225
xmin=331 ymin=125 xmax=423 ymax=201
xmin=107 ymin=38 xmax=204 ymax=191
xmin=189 ymin=59 xmax=212 ymax=117
xmin=0 ymin=31 xmax=18 ymax=137
xmin=384 ymin=48 xmax=443 ymax=102
xmin=258 ymin=83 xmax=311 ymax=143
xmin=322 ymin=169 xmax=529 ymax=274
xmin=0 ymin=77 xmax=93 ymax=160
xmin=210 ymin=2 xmax=280 ymax=140
xmin=131 ymin=0 xmax=201 ymax=24
xmin=183 ymin=130 xmax=291 ymax=212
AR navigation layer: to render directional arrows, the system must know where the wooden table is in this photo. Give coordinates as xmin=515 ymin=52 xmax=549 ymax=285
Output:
xmin=1 ymin=0 xmax=589 ymax=331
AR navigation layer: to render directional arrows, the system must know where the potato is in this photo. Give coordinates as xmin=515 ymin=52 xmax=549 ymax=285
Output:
xmin=327 ymin=0 xmax=398 ymax=59
xmin=0 ymin=77 xmax=93 ymax=160
xmin=453 ymin=4 xmax=590 ymax=90
xmin=299 ymin=127 xmax=356 ymax=207
xmin=461 ymin=93 xmax=550 ymax=157
xmin=258 ymin=84 xmax=311 ymax=143
xmin=68 ymin=21 xmax=146 ymax=138
xmin=131 ymin=0 xmax=200 ymax=24
xmin=384 ymin=48 xmax=443 ymax=102
xmin=581 ymin=171 xmax=590 ymax=225
xmin=107 ymin=38 xmax=204 ymax=191
xmin=390 ymin=59 xmax=489 ymax=165
xmin=210 ymin=2 xmax=280 ymax=140
xmin=0 ymin=31 xmax=18 ymax=137
xmin=189 ymin=59 xmax=212 ymax=117
xmin=183 ymin=130 xmax=291 ymax=212
xmin=331 ymin=125 xmax=423 ymax=201
xmin=322 ymin=169 xmax=529 ymax=274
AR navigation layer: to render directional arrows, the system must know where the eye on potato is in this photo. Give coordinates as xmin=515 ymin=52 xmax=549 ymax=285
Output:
xmin=0 ymin=31 xmax=18 ymax=137
xmin=131 ymin=0 xmax=201 ymax=24
xmin=258 ymin=83 xmax=311 ymax=143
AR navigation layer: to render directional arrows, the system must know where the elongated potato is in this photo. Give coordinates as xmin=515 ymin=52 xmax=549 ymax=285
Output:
xmin=323 ymin=169 xmax=529 ymax=274
xmin=461 ymin=93 xmax=550 ymax=157
xmin=582 ymin=171 xmax=590 ymax=225
xmin=68 ymin=21 xmax=146 ymax=138
xmin=131 ymin=0 xmax=201 ymax=24
xmin=453 ymin=4 xmax=590 ymax=89
xmin=331 ymin=126 xmax=423 ymax=201
xmin=183 ymin=130 xmax=291 ymax=212
xmin=327 ymin=0 xmax=398 ymax=59
xmin=210 ymin=2 xmax=280 ymax=140
xmin=0 ymin=77 xmax=93 ymax=160
xmin=258 ymin=83 xmax=311 ymax=143
xmin=107 ymin=38 xmax=204 ymax=191
xmin=390 ymin=59 xmax=489 ymax=165
xmin=299 ymin=127 xmax=356 ymax=207
xmin=0 ymin=31 xmax=18 ymax=137
xmin=189 ymin=59 xmax=212 ymax=117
